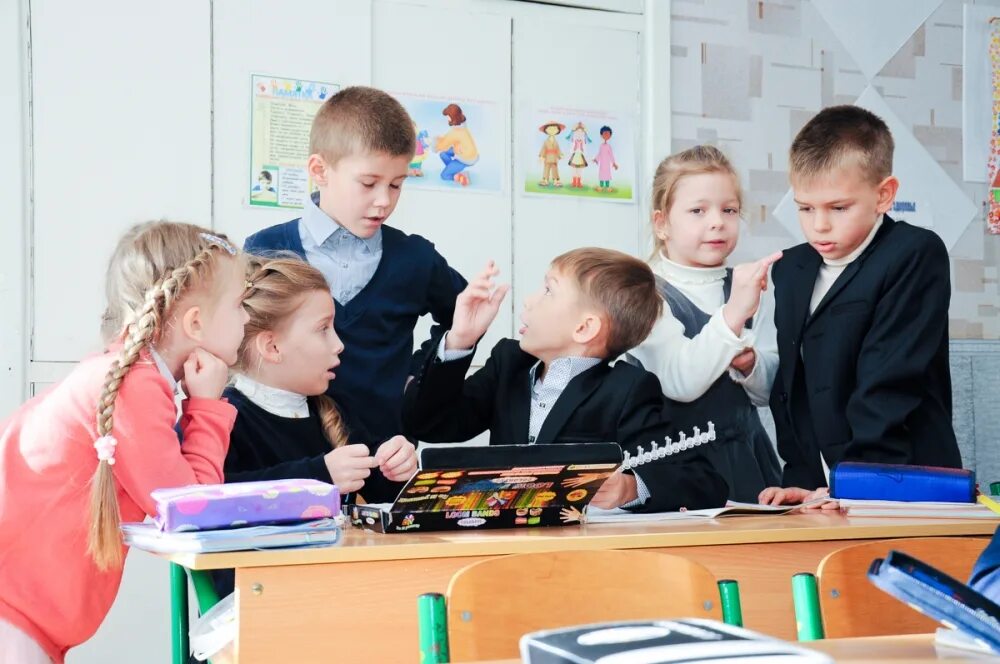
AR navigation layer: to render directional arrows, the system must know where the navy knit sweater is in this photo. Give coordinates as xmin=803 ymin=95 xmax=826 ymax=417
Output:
xmin=244 ymin=219 xmax=466 ymax=442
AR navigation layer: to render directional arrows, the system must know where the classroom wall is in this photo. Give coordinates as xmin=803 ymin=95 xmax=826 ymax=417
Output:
xmin=669 ymin=0 xmax=1000 ymax=339
xmin=0 ymin=0 xmax=27 ymax=415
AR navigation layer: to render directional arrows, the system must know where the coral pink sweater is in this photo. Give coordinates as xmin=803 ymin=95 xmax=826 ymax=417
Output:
xmin=0 ymin=349 xmax=234 ymax=662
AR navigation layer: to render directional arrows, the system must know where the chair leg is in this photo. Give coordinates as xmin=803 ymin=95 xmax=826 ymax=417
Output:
xmin=717 ymin=579 xmax=743 ymax=627
xmin=418 ymin=592 xmax=450 ymax=663
xmin=791 ymin=572 xmax=825 ymax=640
xmin=170 ymin=563 xmax=190 ymax=664
xmin=189 ymin=569 xmax=221 ymax=614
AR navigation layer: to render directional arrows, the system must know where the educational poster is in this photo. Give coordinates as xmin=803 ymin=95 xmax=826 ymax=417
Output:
xmin=522 ymin=106 xmax=636 ymax=202
xmin=393 ymin=92 xmax=505 ymax=193
xmin=249 ymin=74 xmax=339 ymax=209
xmin=990 ymin=23 xmax=1000 ymax=234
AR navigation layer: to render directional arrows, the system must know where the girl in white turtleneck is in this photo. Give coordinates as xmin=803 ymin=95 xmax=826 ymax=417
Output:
xmin=628 ymin=145 xmax=783 ymax=502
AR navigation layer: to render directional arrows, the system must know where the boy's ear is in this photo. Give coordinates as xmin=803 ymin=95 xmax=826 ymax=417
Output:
xmin=875 ymin=175 xmax=900 ymax=214
xmin=253 ymin=331 xmax=282 ymax=364
xmin=307 ymin=154 xmax=329 ymax=187
xmin=573 ymin=311 xmax=604 ymax=347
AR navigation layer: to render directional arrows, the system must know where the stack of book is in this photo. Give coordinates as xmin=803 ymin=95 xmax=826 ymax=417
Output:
xmin=122 ymin=518 xmax=342 ymax=554
xmin=839 ymin=499 xmax=998 ymax=519
xmin=123 ymin=478 xmax=344 ymax=554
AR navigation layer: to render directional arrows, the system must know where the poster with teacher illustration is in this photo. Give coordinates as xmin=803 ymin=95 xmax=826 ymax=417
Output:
xmin=393 ymin=92 xmax=505 ymax=194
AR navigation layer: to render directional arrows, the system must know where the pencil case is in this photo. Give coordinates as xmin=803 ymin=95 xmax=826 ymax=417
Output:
xmin=829 ymin=462 xmax=975 ymax=503
xmin=152 ymin=479 xmax=340 ymax=532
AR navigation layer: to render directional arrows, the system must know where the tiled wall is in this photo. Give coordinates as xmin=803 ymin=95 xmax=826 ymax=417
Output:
xmin=670 ymin=0 xmax=1000 ymax=339
xmin=670 ymin=0 xmax=1000 ymax=474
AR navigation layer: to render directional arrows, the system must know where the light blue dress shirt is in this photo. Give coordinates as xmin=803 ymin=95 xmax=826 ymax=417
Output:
xmin=299 ymin=192 xmax=382 ymax=304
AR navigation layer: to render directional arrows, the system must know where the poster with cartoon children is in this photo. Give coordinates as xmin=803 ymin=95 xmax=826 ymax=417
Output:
xmin=522 ymin=106 xmax=635 ymax=202
xmin=394 ymin=92 xmax=505 ymax=193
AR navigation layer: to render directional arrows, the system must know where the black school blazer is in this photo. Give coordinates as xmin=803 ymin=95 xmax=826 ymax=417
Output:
xmin=769 ymin=215 xmax=961 ymax=489
xmin=401 ymin=332 xmax=729 ymax=512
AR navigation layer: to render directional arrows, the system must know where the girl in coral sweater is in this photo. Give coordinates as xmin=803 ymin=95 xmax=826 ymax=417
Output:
xmin=0 ymin=222 xmax=249 ymax=663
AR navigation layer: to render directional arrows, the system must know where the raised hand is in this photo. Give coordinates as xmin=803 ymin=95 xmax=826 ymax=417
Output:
xmin=446 ymin=260 xmax=510 ymax=351
xmin=723 ymin=251 xmax=782 ymax=336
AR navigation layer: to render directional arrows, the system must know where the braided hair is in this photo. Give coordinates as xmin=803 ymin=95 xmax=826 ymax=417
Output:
xmin=89 ymin=222 xmax=238 ymax=570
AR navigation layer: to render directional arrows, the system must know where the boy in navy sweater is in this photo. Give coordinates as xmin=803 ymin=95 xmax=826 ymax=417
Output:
xmin=245 ymin=86 xmax=466 ymax=443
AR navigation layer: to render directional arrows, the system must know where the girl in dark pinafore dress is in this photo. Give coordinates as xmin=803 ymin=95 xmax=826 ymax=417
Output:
xmin=628 ymin=146 xmax=783 ymax=502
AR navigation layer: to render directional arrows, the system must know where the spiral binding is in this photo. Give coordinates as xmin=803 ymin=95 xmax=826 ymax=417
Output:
xmin=621 ymin=421 xmax=716 ymax=470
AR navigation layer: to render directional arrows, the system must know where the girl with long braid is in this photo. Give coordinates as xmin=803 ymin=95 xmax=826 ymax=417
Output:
xmin=0 ymin=221 xmax=249 ymax=663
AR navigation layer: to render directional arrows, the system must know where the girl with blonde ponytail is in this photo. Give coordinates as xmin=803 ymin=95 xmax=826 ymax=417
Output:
xmin=0 ymin=222 xmax=249 ymax=663
xmin=222 ymin=256 xmax=417 ymax=498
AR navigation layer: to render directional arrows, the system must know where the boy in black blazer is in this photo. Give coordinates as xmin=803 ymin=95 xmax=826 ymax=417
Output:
xmin=760 ymin=105 xmax=961 ymax=507
xmin=402 ymin=248 xmax=729 ymax=513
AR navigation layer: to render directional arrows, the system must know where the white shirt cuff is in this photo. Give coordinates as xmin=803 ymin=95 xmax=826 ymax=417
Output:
xmin=436 ymin=333 xmax=474 ymax=362
xmin=708 ymin=306 xmax=754 ymax=347
xmin=620 ymin=472 xmax=651 ymax=509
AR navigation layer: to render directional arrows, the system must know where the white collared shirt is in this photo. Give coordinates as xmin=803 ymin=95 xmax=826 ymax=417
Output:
xmin=809 ymin=215 xmax=884 ymax=315
xmin=233 ymin=374 xmax=309 ymax=419
xmin=525 ymin=357 xmax=601 ymax=443
xmin=150 ymin=348 xmax=178 ymax=394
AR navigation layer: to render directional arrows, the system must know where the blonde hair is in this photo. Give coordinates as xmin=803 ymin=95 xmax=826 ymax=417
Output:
xmin=550 ymin=247 xmax=662 ymax=358
xmin=649 ymin=145 xmax=743 ymax=259
xmin=239 ymin=256 xmax=349 ymax=448
xmin=790 ymin=105 xmax=894 ymax=185
xmin=92 ymin=222 xmax=241 ymax=570
xmin=309 ymin=86 xmax=415 ymax=165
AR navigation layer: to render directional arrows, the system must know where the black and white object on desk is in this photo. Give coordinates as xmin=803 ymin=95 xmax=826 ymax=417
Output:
xmin=621 ymin=422 xmax=715 ymax=471
xmin=520 ymin=618 xmax=832 ymax=663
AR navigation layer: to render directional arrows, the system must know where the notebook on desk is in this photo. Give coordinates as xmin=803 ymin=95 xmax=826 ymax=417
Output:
xmin=583 ymin=498 xmax=830 ymax=524
xmin=347 ymin=443 xmax=622 ymax=533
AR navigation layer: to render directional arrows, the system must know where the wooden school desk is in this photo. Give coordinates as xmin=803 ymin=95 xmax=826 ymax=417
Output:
xmin=478 ymin=634 xmax=998 ymax=663
xmin=159 ymin=514 xmax=996 ymax=663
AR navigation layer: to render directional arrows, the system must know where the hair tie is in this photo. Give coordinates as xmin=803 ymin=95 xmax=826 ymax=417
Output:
xmin=94 ymin=435 xmax=118 ymax=465
xmin=244 ymin=280 xmax=254 ymax=289
xmin=199 ymin=232 xmax=237 ymax=255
